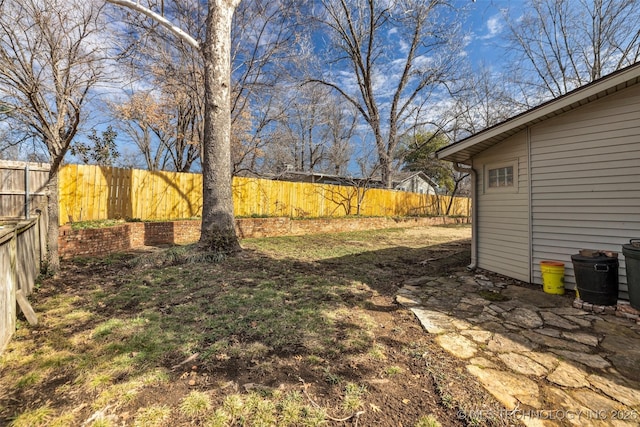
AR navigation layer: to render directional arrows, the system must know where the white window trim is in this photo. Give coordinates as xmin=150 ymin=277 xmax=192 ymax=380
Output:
xmin=484 ymin=159 xmax=519 ymax=194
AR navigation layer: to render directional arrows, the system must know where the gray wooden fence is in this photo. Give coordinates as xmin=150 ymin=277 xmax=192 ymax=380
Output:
xmin=0 ymin=160 xmax=50 ymax=219
xmin=0 ymin=214 xmax=47 ymax=353
xmin=0 ymin=159 xmax=49 ymax=353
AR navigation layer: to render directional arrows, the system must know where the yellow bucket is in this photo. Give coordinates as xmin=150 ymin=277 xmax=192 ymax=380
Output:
xmin=541 ymin=261 xmax=565 ymax=295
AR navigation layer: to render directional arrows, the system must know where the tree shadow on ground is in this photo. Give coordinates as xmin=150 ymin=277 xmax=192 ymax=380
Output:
xmin=1 ymin=237 xmax=494 ymax=427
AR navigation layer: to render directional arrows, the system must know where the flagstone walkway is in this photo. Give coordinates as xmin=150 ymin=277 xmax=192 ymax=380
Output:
xmin=396 ymin=269 xmax=640 ymax=427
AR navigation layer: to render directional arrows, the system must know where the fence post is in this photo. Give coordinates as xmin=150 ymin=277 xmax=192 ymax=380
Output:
xmin=7 ymin=230 xmax=17 ymax=349
xmin=24 ymin=163 xmax=30 ymax=219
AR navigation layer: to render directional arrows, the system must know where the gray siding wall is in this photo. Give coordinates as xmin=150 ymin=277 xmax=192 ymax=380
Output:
xmin=530 ymin=84 xmax=640 ymax=298
xmin=474 ymin=131 xmax=530 ymax=282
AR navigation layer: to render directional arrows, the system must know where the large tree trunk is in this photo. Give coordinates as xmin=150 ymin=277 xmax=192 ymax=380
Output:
xmin=199 ymin=0 xmax=241 ymax=254
xmin=45 ymin=169 xmax=60 ymax=274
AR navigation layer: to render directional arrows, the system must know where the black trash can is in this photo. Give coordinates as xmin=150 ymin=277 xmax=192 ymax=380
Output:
xmin=571 ymin=253 xmax=619 ymax=306
xmin=622 ymin=239 xmax=640 ymax=310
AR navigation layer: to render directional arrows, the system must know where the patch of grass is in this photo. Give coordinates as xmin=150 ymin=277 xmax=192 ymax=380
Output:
xmin=440 ymin=393 xmax=454 ymax=409
xmin=342 ymin=383 xmax=367 ymax=412
xmin=415 ymin=414 xmax=442 ymax=427
xmin=87 ymin=372 xmax=113 ymax=390
xmin=385 ymin=365 xmax=403 ymax=376
xmin=278 ymin=391 xmax=304 ymax=425
xmin=91 ymin=377 xmax=144 ymax=409
xmin=93 ymin=318 xmax=144 ymax=339
xmin=49 ymin=413 xmax=78 ymax=427
xmin=222 ymin=394 xmax=244 ymax=420
xmin=9 ymin=405 xmax=54 ymax=427
xmin=138 ymin=368 xmax=170 ymax=386
xmin=15 ymin=370 xmax=43 ymax=388
xmin=70 ymin=219 xmax=124 ymax=230
xmin=132 ymin=405 xmax=171 ymax=427
xmin=206 ymin=409 xmax=230 ymax=427
xmin=368 ymin=343 xmax=387 ymax=360
xmin=211 ymin=391 xmax=327 ymax=426
xmin=242 ymin=228 xmax=406 ymax=260
xmin=245 ymin=393 xmax=277 ymax=426
xmin=324 ymin=368 xmax=342 ymax=385
xmin=306 ymin=355 xmax=323 ymax=365
xmin=477 ymin=290 xmax=510 ymax=302
xmin=179 ymin=391 xmax=212 ymax=420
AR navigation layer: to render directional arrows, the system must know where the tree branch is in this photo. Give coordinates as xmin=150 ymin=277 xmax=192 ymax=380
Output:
xmin=105 ymin=0 xmax=200 ymax=51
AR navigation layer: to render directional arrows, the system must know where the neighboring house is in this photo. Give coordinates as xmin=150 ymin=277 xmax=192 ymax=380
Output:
xmin=393 ymin=171 xmax=437 ymax=195
xmin=272 ymin=170 xmax=438 ymax=194
xmin=437 ymin=62 xmax=640 ymax=301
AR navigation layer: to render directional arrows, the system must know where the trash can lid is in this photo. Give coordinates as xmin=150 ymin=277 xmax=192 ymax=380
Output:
xmin=623 ymin=239 xmax=640 ymax=254
xmin=571 ymin=253 xmax=618 ymax=263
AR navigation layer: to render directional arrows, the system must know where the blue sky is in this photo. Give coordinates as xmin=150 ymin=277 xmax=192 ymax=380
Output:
xmin=463 ymin=0 xmax=523 ymax=67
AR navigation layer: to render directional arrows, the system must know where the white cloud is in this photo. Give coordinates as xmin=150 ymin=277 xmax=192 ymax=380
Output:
xmin=398 ymin=39 xmax=409 ymax=54
xmin=480 ymin=14 xmax=503 ymax=40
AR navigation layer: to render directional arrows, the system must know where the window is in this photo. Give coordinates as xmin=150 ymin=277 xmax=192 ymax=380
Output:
xmin=488 ymin=166 xmax=514 ymax=188
xmin=484 ymin=160 xmax=518 ymax=193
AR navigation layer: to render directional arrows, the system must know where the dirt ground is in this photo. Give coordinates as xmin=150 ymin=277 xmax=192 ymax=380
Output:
xmin=1 ymin=225 xmax=512 ymax=426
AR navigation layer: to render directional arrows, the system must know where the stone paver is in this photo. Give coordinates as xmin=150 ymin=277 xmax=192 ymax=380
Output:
xmin=395 ymin=269 xmax=640 ymax=426
xmin=395 ymin=294 xmax=421 ymax=307
xmin=540 ymin=311 xmax=581 ymax=330
xmin=563 ymin=315 xmax=594 ymax=327
xmin=487 ymin=332 xmax=538 ymax=353
xmin=521 ymin=330 xmax=592 ymax=352
xmin=509 ymin=308 xmax=545 ymax=329
xmin=587 ymin=375 xmax=640 ymax=409
xmin=547 ymin=361 xmax=590 ymax=388
xmin=436 ymin=333 xmax=477 ymax=359
xmin=549 ymin=349 xmax=611 ymax=369
xmin=410 ymin=308 xmax=455 ymax=334
xmin=498 ymin=352 xmax=548 ymax=376
xmin=467 ymin=365 xmax=541 ymax=409
xmin=469 ymin=356 xmax=500 ymax=369
xmin=460 ymin=329 xmax=493 ymax=343
xmin=561 ymin=331 xmax=600 ymax=347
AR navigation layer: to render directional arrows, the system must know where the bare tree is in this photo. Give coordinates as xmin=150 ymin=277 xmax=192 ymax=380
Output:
xmin=0 ymin=126 xmax=21 ymax=160
xmin=269 ymin=84 xmax=333 ymax=173
xmin=230 ymin=0 xmax=308 ymax=168
xmin=112 ymin=92 xmax=170 ymax=171
xmin=504 ymin=0 xmax=640 ymax=101
xmin=108 ymin=0 xmax=241 ymax=253
xmin=111 ymin=90 xmax=201 ymax=171
xmin=110 ymin=0 xmax=308 ymax=177
xmin=448 ymin=64 xmax=519 ymax=141
xmin=0 ymin=0 xmax=107 ymax=272
xmin=108 ymin=0 xmax=206 ymax=172
xmin=311 ymin=0 xmax=465 ymax=188
xmin=259 ymin=83 xmax=358 ymax=176
xmin=320 ymin=96 xmax=357 ymax=176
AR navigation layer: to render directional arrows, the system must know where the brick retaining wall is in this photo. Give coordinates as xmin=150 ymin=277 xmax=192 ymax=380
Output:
xmin=59 ymin=216 xmax=468 ymax=259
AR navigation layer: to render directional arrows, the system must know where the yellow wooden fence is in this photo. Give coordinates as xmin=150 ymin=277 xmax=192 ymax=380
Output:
xmin=58 ymin=164 xmax=470 ymax=225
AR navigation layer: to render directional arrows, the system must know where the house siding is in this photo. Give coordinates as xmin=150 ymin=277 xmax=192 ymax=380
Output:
xmin=530 ymin=84 xmax=640 ymax=299
xmin=395 ymin=176 xmax=435 ymax=195
xmin=474 ymin=131 xmax=530 ymax=282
